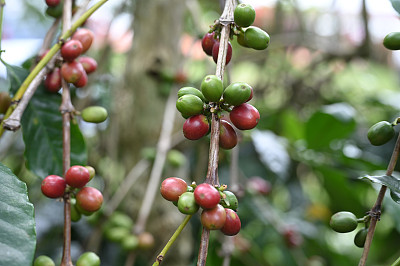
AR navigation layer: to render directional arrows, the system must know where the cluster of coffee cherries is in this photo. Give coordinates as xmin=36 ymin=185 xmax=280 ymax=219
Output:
xmin=201 ymin=3 xmax=270 ymax=65
xmin=102 ymin=212 xmax=155 ymax=252
xmin=176 ymin=75 xmax=259 ymax=149
xmin=33 ymin=252 xmax=100 ymax=266
xmin=330 ymin=211 xmax=369 ymax=248
xmin=160 ymin=177 xmax=241 ymax=236
xmin=41 ymin=165 xmax=103 ymax=222
xmin=43 ymin=27 xmax=97 ymax=93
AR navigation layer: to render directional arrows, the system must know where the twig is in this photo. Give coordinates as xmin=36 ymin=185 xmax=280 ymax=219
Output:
xmin=152 ymin=215 xmax=193 ymax=266
xmin=134 ymin=87 xmax=178 ymax=235
xmin=0 ymin=0 xmax=6 ymax=55
xmin=197 ymin=0 xmax=235 ymax=265
xmin=103 ymin=159 xmax=150 ymax=216
xmin=358 ymin=133 xmax=400 ymax=266
xmin=38 ymin=18 xmax=61 ymax=58
xmin=60 ymin=0 xmax=74 ymax=265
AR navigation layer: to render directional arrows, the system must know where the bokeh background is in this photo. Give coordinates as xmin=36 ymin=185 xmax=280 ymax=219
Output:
xmin=2 ymin=0 xmax=400 ymax=265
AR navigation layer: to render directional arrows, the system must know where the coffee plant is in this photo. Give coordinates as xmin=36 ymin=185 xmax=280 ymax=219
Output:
xmin=3 ymin=0 xmax=400 ymax=265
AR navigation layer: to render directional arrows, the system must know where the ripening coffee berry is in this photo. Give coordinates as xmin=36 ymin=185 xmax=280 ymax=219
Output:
xmin=201 ymin=204 xmax=227 ymax=230
xmin=194 ymin=183 xmax=221 ymax=209
xmin=138 ymin=232 xmax=155 ymax=250
xmin=229 ymin=103 xmax=260 ymax=130
xmin=61 ymin=61 xmax=84 ymax=83
xmin=383 ymin=32 xmax=400 ymax=50
xmin=176 ymin=94 xmax=204 ymax=118
xmin=244 ymin=26 xmax=270 ymax=50
xmin=367 ymin=121 xmax=395 ymax=146
xmin=219 ymin=120 xmax=238 ymax=150
xmin=220 ymin=208 xmax=241 ymax=236
xmin=76 ymin=187 xmax=103 ymax=212
xmin=201 ymin=75 xmax=223 ymax=103
xmin=329 ymin=211 xmax=358 ymax=233
xmin=246 ymin=176 xmax=271 ymax=195
xmin=45 ymin=68 xmax=62 ymax=93
xmin=183 ymin=114 xmax=210 ymax=140
xmin=0 ymin=92 xmax=11 ymax=114
xmin=234 ymin=3 xmax=256 ymax=27
xmin=45 ymin=0 xmax=61 ymax=7
xmin=354 ymin=228 xmax=368 ymax=248
xmin=81 ymin=106 xmax=108 ymax=123
xmin=41 ymin=175 xmax=66 ymax=198
xmin=223 ymin=82 xmax=252 ymax=106
xmin=178 ymin=192 xmax=199 ymax=214
xmin=178 ymin=87 xmax=206 ymax=102
xmin=78 ymin=56 xmax=98 ymax=74
xmin=212 ymin=41 xmax=233 ymax=65
xmin=73 ymin=70 xmax=88 ymax=88
xmin=65 ymin=165 xmax=90 ymax=188
xmin=202 ymin=32 xmax=217 ymax=56
xmin=72 ymin=28 xmax=95 ymax=53
xmin=33 ymin=255 xmax=55 ymax=266
xmin=85 ymin=166 xmax=96 ymax=181
xmin=61 ymin=40 xmax=83 ymax=62
xmin=76 ymin=252 xmax=100 ymax=266
xmin=160 ymin=177 xmax=188 ymax=202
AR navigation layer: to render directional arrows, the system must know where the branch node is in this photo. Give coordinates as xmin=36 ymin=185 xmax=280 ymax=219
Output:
xmin=156 ymin=255 xmax=164 ymax=263
xmin=2 ymin=117 xmax=21 ymax=131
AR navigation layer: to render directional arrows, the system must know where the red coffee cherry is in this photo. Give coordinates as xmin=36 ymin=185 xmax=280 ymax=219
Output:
xmin=229 ymin=103 xmax=260 ymax=130
xmin=194 ymin=183 xmax=221 ymax=209
xmin=73 ymin=70 xmax=88 ymax=88
xmin=78 ymin=56 xmax=98 ymax=74
xmin=160 ymin=177 xmax=187 ymax=202
xmin=212 ymin=41 xmax=232 ymax=65
xmin=61 ymin=61 xmax=84 ymax=83
xmin=65 ymin=165 xmax=90 ymax=188
xmin=221 ymin=208 xmax=241 ymax=236
xmin=283 ymin=227 xmax=303 ymax=248
xmin=201 ymin=204 xmax=227 ymax=230
xmin=45 ymin=0 xmax=60 ymax=7
xmin=45 ymin=68 xmax=62 ymax=93
xmin=246 ymin=176 xmax=271 ymax=195
xmin=41 ymin=175 xmax=66 ymax=198
xmin=201 ymin=32 xmax=216 ymax=56
xmin=219 ymin=120 xmax=238 ymax=150
xmin=76 ymin=187 xmax=103 ymax=212
xmin=72 ymin=28 xmax=95 ymax=53
xmin=183 ymin=114 xmax=210 ymax=140
xmin=61 ymin=40 xmax=83 ymax=62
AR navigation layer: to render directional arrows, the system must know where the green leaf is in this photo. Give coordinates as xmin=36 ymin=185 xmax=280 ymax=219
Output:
xmin=1 ymin=60 xmax=29 ymax=95
xmin=0 ymin=163 xmax=36 ymax=266
xmin=361 ymin=175 xmax=400 ymax=204
xmin=305 ymin=103 xmax=356 ymax=149
xmin=390 ymin=0 xmax=400 ymax=16
xmin=21 ymin=87 xmax=87 ymax=178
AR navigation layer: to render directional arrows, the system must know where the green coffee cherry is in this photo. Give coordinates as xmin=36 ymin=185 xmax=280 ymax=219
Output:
xmin=329 ymin=211 xmax=358 ymax=233
xmin=104 ymin=226 xmax=131 ymax=243
xmin=354 ymin=228 xmax=368 ymax=248
xmin=223 ymin=82 xmax=252 ymax=106
xmin=46 ymin=5 xmax=63 ymax=18
xmin=244 ymin=26 xmax=270 ymax=50
xmin=178 ymin=192 xmax=199 ymax=214
xmin=237 ymin=31 xmax=248 ymax=47
xmin=234 ymin=3 xmax=256 ymax=27
xmin=367 ymin=121 xmax=395 ymax=146
xmin=33 ymin=255 xmax=55 ymax=266
xmin=81 ymin=106 xmax=108 ymax=123
xmin=76 ymin=252 xmax=100 ymax=266
xmin=383 ymin=32 xmax=400 ymax=50
xmin=167 ymin=149 xmax=186 ymax=168
xmin=108 ymin=211 xmax=134 ymax=229
xmin=121 ymin=235 xmax=139 ymax=251
xmin=220 ymin=191 xmax=238 ymax=210
xmin=70 ymin=198 xmax=82 ymax=222
xmin=178 ymin=87 xmax=206 ymax=102
xmin=200 ymin=75 xmax=223 ymax=102
xmin=176 ymin=94 xmax=204 ymax=118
